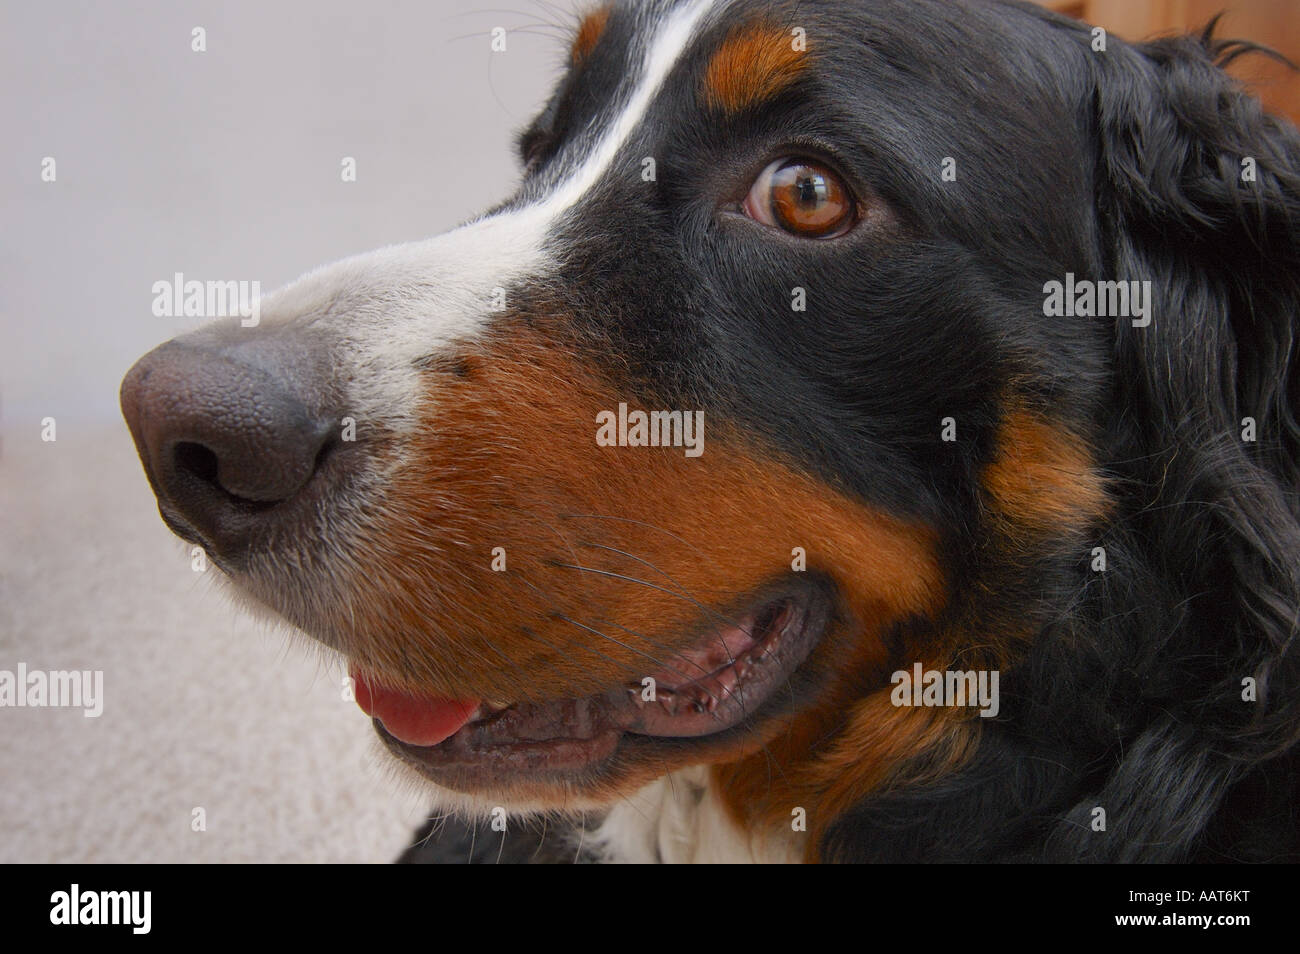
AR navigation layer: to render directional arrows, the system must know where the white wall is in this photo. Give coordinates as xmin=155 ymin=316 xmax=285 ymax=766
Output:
xmin=1 ymin=0 xmax=573 ymax=428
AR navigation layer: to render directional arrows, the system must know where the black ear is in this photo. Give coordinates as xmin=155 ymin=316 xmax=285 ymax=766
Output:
xmin=1078 ymin=25 xmax=1300 ymax=857
xmin=1095 ymin=24 xmax=1300 ymax=488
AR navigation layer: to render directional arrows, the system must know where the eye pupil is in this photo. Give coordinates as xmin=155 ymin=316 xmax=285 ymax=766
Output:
xmin=795 ymin=175 xmax=824 ymax=206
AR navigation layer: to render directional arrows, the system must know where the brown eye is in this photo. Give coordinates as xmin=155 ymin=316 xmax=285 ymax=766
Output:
xmin=742 ymin=158 xmax=856 ymax=238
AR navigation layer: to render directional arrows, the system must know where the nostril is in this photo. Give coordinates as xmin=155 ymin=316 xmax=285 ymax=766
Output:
xmin=170 ymin=439 xmax=292 ymax=513
xmin=174 ymin=441 xmax=219 ymax=484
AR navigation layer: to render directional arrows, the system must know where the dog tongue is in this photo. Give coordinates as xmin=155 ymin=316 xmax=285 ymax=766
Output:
xmin=351 ymin=670 xmax=478 ymax=747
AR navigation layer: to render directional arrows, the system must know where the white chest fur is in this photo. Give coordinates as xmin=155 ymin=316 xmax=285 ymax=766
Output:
xmin=586 ymin=765 xmax=802 ymax=864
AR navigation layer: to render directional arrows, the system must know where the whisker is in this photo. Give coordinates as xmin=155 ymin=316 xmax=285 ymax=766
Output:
xmin=443 ymin=26 xmax=571 ymax=45
xmin=509 ymin=573 xmax=679 ymax=686
xmin=558 ymin=513 xmax=714 ymax=561
xmin=552 ymin=561 xmax=747 ymax=668
xmin=573 ymin=814 xmax=586 ymax=864
xmin=554 ymin=517 xmax=770 ymax=680
xmin=559 ymin=549 xmax=757 ymax=641
xmin=564 ymin=542 xmax=767 ymax=687
xmin=553 ymin=612 xmax=698 ymax=683
xmin=510 ymin=570 xmax=701 ymax=680
xmin=511 ymin=570 xmax=733 ymax=719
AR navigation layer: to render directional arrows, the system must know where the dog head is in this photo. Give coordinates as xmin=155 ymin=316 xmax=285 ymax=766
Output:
xmin=121 ymin=0 xmax=1300 ymax=860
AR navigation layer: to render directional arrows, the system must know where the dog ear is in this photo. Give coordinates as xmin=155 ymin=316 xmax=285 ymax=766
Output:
xmin=1079 ymin=25 xmax=1300 ymax=857
xmin=1094 ymin=24 xmax=1300 ymax=488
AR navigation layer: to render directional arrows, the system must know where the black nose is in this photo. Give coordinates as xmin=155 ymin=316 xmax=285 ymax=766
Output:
xmin=121 ymin=331 xmax=338 ymax=562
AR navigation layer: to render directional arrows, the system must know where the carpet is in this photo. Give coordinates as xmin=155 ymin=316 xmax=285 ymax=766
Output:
xmin=0 ymin=421 xmax=430 ymax=862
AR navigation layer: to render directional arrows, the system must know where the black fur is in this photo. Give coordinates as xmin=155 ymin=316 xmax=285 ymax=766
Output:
xmin=398 ymin=815 xmax=595 ymax=864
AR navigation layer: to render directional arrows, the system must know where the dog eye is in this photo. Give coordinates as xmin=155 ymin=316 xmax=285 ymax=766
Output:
xmin=742 ymin=158 xmax=856 ymax=238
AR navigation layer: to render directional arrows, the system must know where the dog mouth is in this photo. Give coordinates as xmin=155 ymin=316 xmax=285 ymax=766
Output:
xmin=352 ymin=578 xmax=832 ymax=789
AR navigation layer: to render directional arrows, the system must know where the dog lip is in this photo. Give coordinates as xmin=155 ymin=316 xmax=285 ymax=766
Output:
xmin=373 ymin=578 xmax=832 ymax=787
xmin=620 ymin=594 xmax=811 ymax=737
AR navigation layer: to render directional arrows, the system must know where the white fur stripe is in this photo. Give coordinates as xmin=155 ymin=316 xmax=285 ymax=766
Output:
xmin=542 ymin=0 xmax=720 ymax=214
xmin=256 ymin=0 xmax=722 ymax=435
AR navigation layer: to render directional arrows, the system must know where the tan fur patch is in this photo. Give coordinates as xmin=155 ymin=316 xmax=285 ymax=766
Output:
xmin=571 ymin=5 xmax=612 ymax=65
xmin=715 ymin=691 xmax=980 ymax=861
xmin=982 ymin=408 xmax=1107 ymax=534
xmin=713 ymin=406 xmax=1107 ymax=860
xmin=703 ymin=22 xmax=809 ymax=112
xmin=337 ymin=325 xmax=943 ymax=807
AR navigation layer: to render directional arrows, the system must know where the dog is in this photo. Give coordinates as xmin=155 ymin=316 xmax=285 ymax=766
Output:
xmin=120 ymin=0 xmax=1300 ymax=863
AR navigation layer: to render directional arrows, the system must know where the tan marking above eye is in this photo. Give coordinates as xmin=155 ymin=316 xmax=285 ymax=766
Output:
xmin=703 ymin=22 xmax=808 ymax=113
xmin=742 ymin=158 xmax=857 ymax=238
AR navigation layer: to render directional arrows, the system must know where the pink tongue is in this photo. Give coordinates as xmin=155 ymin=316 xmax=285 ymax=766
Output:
xmin=351 ymin=670 xmax=478 ymax=747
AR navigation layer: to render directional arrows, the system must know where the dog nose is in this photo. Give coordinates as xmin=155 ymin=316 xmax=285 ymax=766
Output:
xmin=120 ymin=333 xmax=337 ymax=561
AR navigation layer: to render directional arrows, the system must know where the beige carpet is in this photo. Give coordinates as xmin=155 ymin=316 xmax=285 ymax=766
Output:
xmin=0 ymin=421 xmax=430 ymax=862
